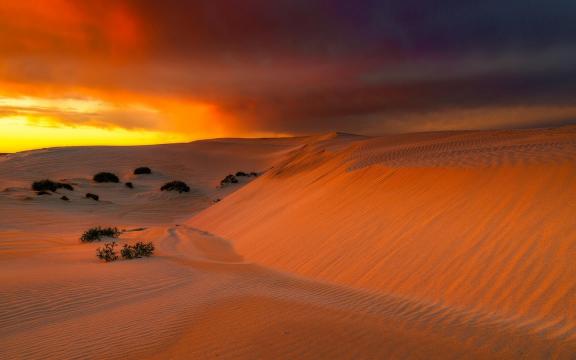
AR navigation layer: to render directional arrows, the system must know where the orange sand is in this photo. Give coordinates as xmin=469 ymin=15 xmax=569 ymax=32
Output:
xmin=1 ymin=128 xmax=575 ymax=358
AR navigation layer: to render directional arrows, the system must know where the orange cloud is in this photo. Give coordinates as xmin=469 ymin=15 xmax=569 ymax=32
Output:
xmin=1 ymin=0 xmax=574 ymax=151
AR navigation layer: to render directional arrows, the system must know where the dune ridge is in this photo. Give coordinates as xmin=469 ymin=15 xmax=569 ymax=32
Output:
xmin=189 ymin=126 xmax=576 ymax=355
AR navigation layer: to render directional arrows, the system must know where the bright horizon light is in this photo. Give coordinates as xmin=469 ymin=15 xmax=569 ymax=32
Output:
xmin=0 ymin=115 xmax=193 ymax=153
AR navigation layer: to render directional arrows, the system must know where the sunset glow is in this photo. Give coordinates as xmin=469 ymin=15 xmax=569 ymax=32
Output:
xmin=0 ymin=115 xmax=190 ymax=152
xmin=0 ymin=94 xmax=233 ymax=152
xmin=0 ymin=0 xmax=574 ymax=152
xmin=1 ymin=2 xmax=575 ymax=358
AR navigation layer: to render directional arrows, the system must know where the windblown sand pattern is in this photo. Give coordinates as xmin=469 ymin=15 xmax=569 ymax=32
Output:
xmin=2 ymin=127 xmax=575 ymax=358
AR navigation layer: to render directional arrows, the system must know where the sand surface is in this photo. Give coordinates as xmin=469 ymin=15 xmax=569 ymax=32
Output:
xmin=1 ymin=128 xmax=575 ymax=358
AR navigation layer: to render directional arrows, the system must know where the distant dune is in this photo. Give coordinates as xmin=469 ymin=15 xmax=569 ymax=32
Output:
xmin=1 ymin=127 xmax=575 ymax=358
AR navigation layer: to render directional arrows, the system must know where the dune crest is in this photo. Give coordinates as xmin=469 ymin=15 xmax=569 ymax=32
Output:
xmin=189 ymin=127 xmax=576 ymax=354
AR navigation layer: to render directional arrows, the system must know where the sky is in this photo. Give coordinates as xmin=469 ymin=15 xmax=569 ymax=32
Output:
xmin=1 ymin=0 xmax=576 ymax=152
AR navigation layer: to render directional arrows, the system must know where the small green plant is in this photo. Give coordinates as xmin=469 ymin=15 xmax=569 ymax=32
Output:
xmin=96 ymin=242 xmax=118 ymax=262
xmin=93 ymin=172 xmax=119 ymax=183
xmin=81 ymin=227 xmax=120 ymax=242
xmin=121 ymin=242 xmax=155 ymax=259
xmin=160 ymin=181 xmax=190 ymax=193
xmin=32 ymin=179 xmax=74 ymax=192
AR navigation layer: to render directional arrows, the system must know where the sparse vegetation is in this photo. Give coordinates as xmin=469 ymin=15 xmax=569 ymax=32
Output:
xmin=121 ymin=242 xmax=155 ymax=259
xmin=134 ymin=167 xmax=152 ymax=175
xmin=60 ymin=196 xmax=69 ymax=201
xmin=234 ymin=171 xmax=259 ymax=178
xmin=86 ymin=193 xmax=99 ymax=201
xmin=96 ymin=242 xmax=118 ymax=262
xmin=93 ymin=172 xmax=119 ymax=183
xmin=81 ymin=226 xmax=120 ymax=242
xmin=32 ymin=179 xmax=74 ymax=192
xmin=37 ymin=191 xmax=52 ymax=196
xmin=220 ymin=174 xmax=238 ymax=187
xmin=160 ymin=181 xmax=190 ymax=193
xmin=125 ymin=182 xmax=134 ymax=189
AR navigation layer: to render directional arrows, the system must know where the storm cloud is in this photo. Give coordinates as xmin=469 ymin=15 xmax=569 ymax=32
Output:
xmin=1 ymin=0 xmax=576 ymax=136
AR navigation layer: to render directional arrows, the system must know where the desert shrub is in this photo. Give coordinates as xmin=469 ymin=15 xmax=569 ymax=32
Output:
xmin=32 ymin=179 xmax=74 ymax=192
xmin=81 ymin=226 xmax=120 ymax=242
xmin=37 ymin=191 xmax=52 ymax=196
xmin=250 ymin=172 xmax=259 ymax=177
xmin=134 ymin=242 xmax=154 ymax=257
xmin=60 ymin=183 xmax=74 ymax=191
xmin=93 ymin=172 xmax=119 ymax=183
xmin=120 ymin=244 xmax=136 ymax=259
xmin=160 ymin=181 xmax=190 ymax=193
xmin=96 ymin=242 xmax=118 ymax=262
xmin=60 ymin=196 xmax=69 ymax=201
xmin=220 ymin=174 xmax=238 ymax=187
xmin=86 ymin=193 xmax=99 ymax=201
xmin=125 ymin=182 xmax=134 ymax=189
xmin=134 ymin=167 xmax=152 ymax=175
xmin=121 ymin=242 xmax=154 ymax=259
xmin=236 ymin=171 xmax=248 ymax=177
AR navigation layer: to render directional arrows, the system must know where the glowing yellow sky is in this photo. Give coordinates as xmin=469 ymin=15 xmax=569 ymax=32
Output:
xmin=0 ymin=94 xmax=287 ymax=152
xmin=0 ymin=94 xmax=235 ymax=152
xmin=0 ymin=115 xmax=192 ymax=152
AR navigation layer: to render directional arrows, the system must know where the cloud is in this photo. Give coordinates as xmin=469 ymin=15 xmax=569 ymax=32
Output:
xmin=0 ymin=0 xmax=575 ymax=137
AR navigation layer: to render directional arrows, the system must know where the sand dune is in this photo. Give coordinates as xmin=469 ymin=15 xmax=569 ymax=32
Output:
xmin=1 ymin=128 xmax=575 ymax=358
xmin=190 ymin=127 xmax=576 ymax=356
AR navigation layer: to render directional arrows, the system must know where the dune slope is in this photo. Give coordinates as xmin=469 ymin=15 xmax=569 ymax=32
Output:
xmin=189 ymin=127 xmax=576 ymax=355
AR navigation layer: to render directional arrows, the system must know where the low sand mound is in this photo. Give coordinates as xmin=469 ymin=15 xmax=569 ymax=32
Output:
xmin=189 ymin=126 xmax=576 ymax=354
xmin=0 ymin=138 xmax=303 ymax=225
xmin=2 ymin=224 xmax=569 ymax=359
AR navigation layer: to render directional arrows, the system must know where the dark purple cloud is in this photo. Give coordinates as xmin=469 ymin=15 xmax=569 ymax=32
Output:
xmin=2 ymin=0 xmax=576 ymax=134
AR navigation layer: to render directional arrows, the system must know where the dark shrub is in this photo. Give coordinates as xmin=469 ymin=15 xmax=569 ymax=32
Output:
xmin=81 ymin=226 xmax=120 ymax=242
xmin=213 ymin=198 xmax=221 ymax=203
xmin=60 ymin=196 xmax=69 ymax=201
xmin=96 ymin=242 xmax=118 ymax=262
xmin=134 ymin=167 xmax=152 ymax=175
xmin=220 ymin=174 xmax=238 ymax=187
xmin=121 ymin=242 xmax=154 ymax=259
xmin=125 ymin=182 xmax=134 ymax=189
xmin=86 ymin=193 xmax=99 ymax=201
xmin=37 ymin=191 xmax=52 ymax=196
xmin=134 ymin=242 xmax=154 ymax=257
xmin=236 ymin=171 xmax=248 ymax=177
xmin=250 ymin=172 xmax=259 ymax=177
xmin=160 ymin=181 xmax=190 ymax=193
xmin=120 ymin=244 xmax=136 ymax=259
xmin=32 ymin=180 xmax=58 ymax=192
xmin=32 ymin=179 xmax=74 ymax=192
xmin=60 ymin=183 xmax=74 ymax=191
xmin=93 ymin=172 xmax=119 ymax=183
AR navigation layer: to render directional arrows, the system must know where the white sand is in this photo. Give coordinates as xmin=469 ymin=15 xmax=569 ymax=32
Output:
xmin=1 ymin=128 xmax=575 ymax=358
